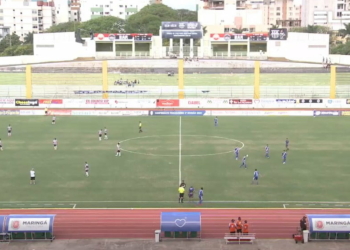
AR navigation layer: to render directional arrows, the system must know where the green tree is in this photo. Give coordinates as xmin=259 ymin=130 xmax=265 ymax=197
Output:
xmin=338 ymin=23 xmax=350 ymax=38
xmin=331 ymin=42 xmax=350 ymax=55
xmin=23 ymin=32 xmax=34 ymax=44
xmin=14 ymin=44 xmax=33 ymax=55
xmin=233 ymin=28 xmax=248 ymax=34
xmin=0 ymin=32 xmax=21 ymax=54
xmin=46 ymin=21 xmax=77 ymax=33
xmin=79 ymin=16 xmax=125 ymax=36
xmin=176 ymin=9 xmax=197 ymax=22
xmin=0 ymin=45 xmax=18 ymax=56
xmin=270 ymin=24 xmax=279 ymax=29
xmin=125 ymin=4 xmax=178 ymax=35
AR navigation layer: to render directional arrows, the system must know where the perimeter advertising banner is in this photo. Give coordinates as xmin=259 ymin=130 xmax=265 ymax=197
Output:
xmin=161 ymin=22 xmax=203 ymax=39
xmin=161 ymin=212 xmax=201 ymax=232
xmin=307 ymin=214 xmax=350 ymax=233
xmin=15 ymin=99 xmax=39 ymax=107
xmin=149 ymin=110 xmax=207 ymax=116
xmin=7 ymin=214 xmax=56 ymax=233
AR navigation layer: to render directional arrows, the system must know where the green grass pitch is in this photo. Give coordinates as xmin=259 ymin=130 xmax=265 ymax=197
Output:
xmin=0 ymin=116 xmax=350 ymax=209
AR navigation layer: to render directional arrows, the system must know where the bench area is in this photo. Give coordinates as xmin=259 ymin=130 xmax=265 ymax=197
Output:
xmin=224 ymin=233 xmax=256 ymax=244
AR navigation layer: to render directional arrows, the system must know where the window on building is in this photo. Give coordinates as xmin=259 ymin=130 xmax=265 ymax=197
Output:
xmin=119 ymin=12 xmax=123 ymax=15
xmin=224 ymin=28 xmax=229 ymax=32
xmin=276 ymin=12 xmax=280 ymax=16
xmin=325 ymin=6 xmax=328 ymax=8
xmin=21 ymin=27 xmax=23 ymax=29
xmin=33 ymin=25 xmax=38 ymax=28
xmin=289 ymin=7 xmax=292 ymax=10
xmin=74 ymin=18 xmax=77 ymax=21
xmin=277 ymin=7 xmax=280 ymax=10
xmin=13 ymin=24 xmax=16 ymax=26
xmin=314 ymin=6 xmax=317 ymax=8
xmin=337 ymin=12 xmax=343 ymax=17
xmin=20 ymin=12 xmax=22 ymax=14
xmin=119 ymin=5 xmax=123 ymax=7
xmin=105 ymin=12 xmax=109 ymax=14
xmin=110 ymin=9 xmax=113 ymax=11
xmin=57 ymin=11 xmax=59 ymax=14
xmin=0 ymin=9 xmax=3 ymax=13
xmin=338 ymin=4 xmax=344 ymax=9
xmin=249 ymin=28 xmax=255 ymax=32
xmin=289 ymin=12 xmax=292 ymax=16
xmin=32 ymin=10 xmax=37 ymax=14
xmin=105 ymin=5 xmax=109 ymax=7
xmin=0 ymin=17 xmax=3 ymax=20
xmin=74 ymin=13 xmax=76 ymax=15
xmin=21 ymin=19 xmax=23 ymax=22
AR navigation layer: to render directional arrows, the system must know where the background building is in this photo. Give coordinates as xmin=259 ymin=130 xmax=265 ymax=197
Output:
xmin=80 ymin=0 xmax=149 ymax=22
xmin=150 ymin=0 xmax=162 ymax=4
xmin=198 ymin=0 xmax=301 ymax=34
xmin=302 ymin=0 xmax=350 ymax=30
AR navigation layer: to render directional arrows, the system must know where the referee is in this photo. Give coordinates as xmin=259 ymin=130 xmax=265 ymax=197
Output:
xmin=178 ymin=185 xmax=185 ymax=203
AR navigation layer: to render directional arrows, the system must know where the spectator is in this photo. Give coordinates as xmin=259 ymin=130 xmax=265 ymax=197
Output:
xmin=229 ymin=219 xmax=236 ymax=234
xmin=236 ymin=217 xmax=243 ymax=234
xmin=243 ymin=220 xmax=249 ymax=235
xmin=300 ymin=216 xmax=307 ymax=231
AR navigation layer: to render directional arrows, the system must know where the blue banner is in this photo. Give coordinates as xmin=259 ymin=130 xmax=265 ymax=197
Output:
xmin=307 ymin=214 xmax=350 ymax=233
xmin=161 ymin=212 xmax=201 ymax=232
xmin=7 ymin=214 xmax=56 ymax=233
xmin=149 ymin=110 xmax=207 ymax=116
xmin=0 ymin=216 xmax=6 ymax=233
xmin=276 ymin=99 xmax=296 ymax=103
xmin=74 ymin=90 xmax=147 ymax=94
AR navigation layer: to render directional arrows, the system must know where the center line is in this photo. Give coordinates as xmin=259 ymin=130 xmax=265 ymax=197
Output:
xmin=179 ymin=116 xmax=182 ymax=185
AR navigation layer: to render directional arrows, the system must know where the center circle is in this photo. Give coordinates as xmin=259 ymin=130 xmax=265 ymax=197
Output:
xmin=119 ymin=135 xmax=244 ymax=157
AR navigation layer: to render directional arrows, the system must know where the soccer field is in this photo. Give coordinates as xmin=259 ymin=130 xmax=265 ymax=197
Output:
xmin=0 ymin=116 xmax=350 ymax=209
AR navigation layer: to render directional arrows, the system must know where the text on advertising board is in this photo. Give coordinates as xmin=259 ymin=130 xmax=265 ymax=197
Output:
xmin=39 ymin=99 xmax=63 ymax=104
xmin=0 ymin=110 xmax=20 ymax=115
xmin=0 ymin=99 xmax=15 ymax=104
xmin=297 ymin=99 xmax=323 ymax=103
xmin=229 ymin=99 xmax=253 ymax=104
xmin=156 ymin=99 xmax=180 ymax=107
xmin=15 ymin=99 xmax=39 ymax=106
xmin=161 ymin=22 xmax=202 ymax=30
xmin=269 ymin=28 xmax=288 ymax=40
xmin=86 ymin=100 xmax=110 ymax=104
xmin=8 ymin=218 xmax=50 ymax=231
xmin=307 ymin=214 xmax=350 ymax=233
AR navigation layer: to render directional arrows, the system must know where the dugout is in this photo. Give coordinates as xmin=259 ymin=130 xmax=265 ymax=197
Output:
xmin=306 ymin=214 xmax=350 ymax=241
xmin=159 ymin=212 xmax=201 ymax=241
xmin=0 ymin=216 xmax=10 ymax=242
xmin=6 ymin=214 xmax=56 ymax=241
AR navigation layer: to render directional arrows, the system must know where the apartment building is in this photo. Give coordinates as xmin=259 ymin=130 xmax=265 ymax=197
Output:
xmin=302 ymin=0 xmax=350 ymax=30
xmin=0 ymin=0 xmax=58 ymax=38
xmin=80 ymin=0 xmax=149 ymax=21
xmin=198 ymin=0 xmax=301 ymax=33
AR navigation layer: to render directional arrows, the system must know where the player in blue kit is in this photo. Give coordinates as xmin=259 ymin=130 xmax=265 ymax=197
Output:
xmin=214 ymin=117 xmax=218 ymax=127
xmin=282 ymin=150 xmax=287 ymax=164
xmin=265 ymin=144 xmax=270 ymax=158
xmin=234 ymin=147 xmax=239 ymax=160
xmin=251 ymin=169 xmax=259 ymax=185
xmin=198 ymin=187 xmax=204 ymax=205
xmin=188 ymin=186 xmax=194 ymax=201
xmin=240 ymin=155 xmax=248 ymax=168
xmin=285 ymin=138 xmax=289 ymax=150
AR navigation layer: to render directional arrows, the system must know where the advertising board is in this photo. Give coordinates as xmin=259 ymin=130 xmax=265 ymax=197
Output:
xmin=307 ymin=214 xmax=350 ymax=233
xmin=15 ymin=99 xmax=39 ymax=106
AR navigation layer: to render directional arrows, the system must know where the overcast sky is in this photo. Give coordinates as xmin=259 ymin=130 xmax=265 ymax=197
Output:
xmin=162 ymin=0 xmax=302 ymax=10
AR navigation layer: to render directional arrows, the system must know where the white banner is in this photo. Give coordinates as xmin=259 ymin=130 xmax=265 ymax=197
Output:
xmin=20 ymin=110 xmax=45 ymax=116
xmin=8 ymin=218 xmax=50 ymax=232
xmin=308 ymin=215 xmax=350 ymax=232
xmin=71 ymin=110 xmax=148 ymax=116
xmin=61 ymin=99 xmax=156 ymax=108
xmin=211 ymin=110 xmax=313 ymax=116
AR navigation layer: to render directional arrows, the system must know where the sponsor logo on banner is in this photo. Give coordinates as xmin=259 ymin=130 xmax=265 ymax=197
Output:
xmin=8 ymin=218 xmax=50 ymax=231
xmin=212 ymin=110 xmax=312 ymax=116
xmin=309 ymin=215 xmax=350 ymax=232
xmin=0 ymin=110 xmax=20 ymax=115
xmin=156 ymin=99 xmax=179 ymax=107
xmin=15 ymin=99 xmax=39 ymax=106
xmin=342 ymin=111 xmax=350 ymax=116
xmin=297 ymin=99 xmax=323 ymax=104
xmin=20 ymin=110 xmax=45 ymax=116
xmin=39 ymin=99 xmax=63 ymax=104
xmin=316 ymin=221 xmax=324 ymax=229
xmin=314 ymin=111 xmax=340 ymax=116
xmin=0 ymin=99 xmax=15 ymax=104
xmin=346 ymin=99 xmax=350 ymax=104
xmin=188 ymin=100 xmax=201 ymax=105
xmin=48 ymin=110 xmax=72 ymax=116
xmin=229 ymin=99 xmax=253 ymax=105
xmin=276 ymin=99 xmax=296 ymax=103
xmin=149 ymin=110 xmax=206 ymax=116
xmin=86 ymin=100 xmax=110 ymax=104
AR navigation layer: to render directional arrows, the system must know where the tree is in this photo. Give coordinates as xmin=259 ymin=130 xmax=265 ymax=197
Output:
xmin=23 ymin=32 xmax=34 ymax=44
xmin=338 ymin=23 xmax=350 ymax=38
xmin=233 ymin=28 xmax=248 ymax=34
xmin=0 ymin=32 xmax=21 ymax=54
xmin=176 ymin=9 xmax=197 ymax=22
xmin=79 ymin=16 xmax=125 ymax=36
xmin=125 ymin=4 xmax=178 ymax=35
xmin=270 ymin=24 xmax=279 ymax=29
xmin=14 ymin=44 xmax=33 ymax=55
xmin=45 ymin=21 xmax=77 ymax=33
xmin=331 ymin=42 xmax=350 ymax=55
xmin=289 ymin=25 xmax=329 ymax=34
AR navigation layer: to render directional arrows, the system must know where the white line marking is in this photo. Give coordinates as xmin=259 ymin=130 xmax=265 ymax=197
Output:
xmin=72 ymin=204 xmax=77 ymax=209
xmin=58 ymin=204 xmax=64 ymax=205
xmin=120 ymin=135 xmax=245 ymax=157
xmin=179 ymin=117 xmax=182 ymax=185
xmin=283 ymin=204 xmax=288 ymax=209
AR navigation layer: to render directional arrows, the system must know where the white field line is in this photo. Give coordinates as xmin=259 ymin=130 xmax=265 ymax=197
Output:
xmin=283 ymin=204 xmax=288 ymax=209
xmin=179 ymin=116 xmax=182 ymax=185
xmin=72 ymin=204 xmax=77 ymax=209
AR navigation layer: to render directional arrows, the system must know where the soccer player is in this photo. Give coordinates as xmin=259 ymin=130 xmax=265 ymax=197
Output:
xmin=0 ymin=138 xmax=3 ymax=151
xmin=139 ymin=121 xmax=143 ymax=133
xmin=214 ymin=116 xmax=218 ymax=127
xmin=116 ymin=143 xmax=121 ymax=156
xmin=234 ymin=148 xmax=239 ymax=160
xmin=104 ymin=127 xmax=108 ymax=140
xmin=240 ymin=155 xmax=248 ymax=168
xmin=98 ymin=129 xmax=102 ymax=141
xmin=7 ymin=124 xmax=12 ymax=137
xmin=52 ymin=116 xmax=56 ymax=125
xmin=282 ymin=150 xmax=287 ymax=164
xmin=30 ymin=168 xmax=36 ymax=185
xmin=85 ymin=162 xmax=89 ymax=177
xmin=198 ymin=187 xmax=204 ymax=205
xmin=285 ymin=138 xmax=289 ymax=150
xmin=53 ymin=138 xmax=58 ymax=150
xmin=252 ymin=169 xmax=259 ymax=185
xmin=265 ymin=144 xmax=270 ymax=158
xmin=188 ymin=186 xmax=194 ymax=201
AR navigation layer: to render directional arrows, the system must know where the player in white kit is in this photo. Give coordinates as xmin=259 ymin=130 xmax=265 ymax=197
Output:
xmin=104 ymin=127 xmax=108 ymax=140
xmin=98 ymin=129 xmax=102 ymax=141
xmin=116 ymin=143 xmax=121 ymax=156
xmin=85 ymin=162 xmax=89 ymax=177
xmin=52 ymin=116 xmax=56 ymax=125
xmin=53 ymin=138 xmax=58 ymax=150
xmin=0 ymin=138 xmax=3 ymax=151
xmin=7 ymin=125 xmax=12 ymax=137
xmin=30 ymin=168 xmax=36 ymax=184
